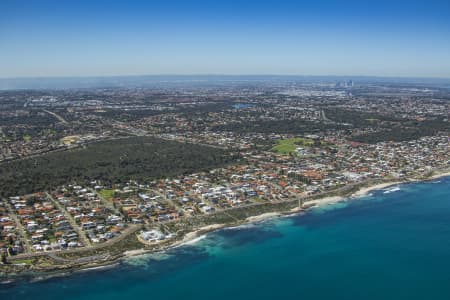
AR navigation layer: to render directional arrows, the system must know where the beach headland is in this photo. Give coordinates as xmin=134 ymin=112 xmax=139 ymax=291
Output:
xmin=2 ymin=171 xmax=449 ymax=281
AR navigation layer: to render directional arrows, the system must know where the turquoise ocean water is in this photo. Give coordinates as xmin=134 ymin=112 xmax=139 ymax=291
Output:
xmin=2 ymin=177 xmax=450 ymax=299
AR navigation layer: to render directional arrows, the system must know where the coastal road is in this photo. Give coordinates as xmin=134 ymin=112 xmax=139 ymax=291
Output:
xmin=8 ymin=224 xmax=142 ymax=261
xmin=7 ymin=178 xmax=403 ymax=262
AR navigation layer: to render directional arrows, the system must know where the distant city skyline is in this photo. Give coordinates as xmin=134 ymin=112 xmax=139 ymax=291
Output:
xmin=1 ymin=0 xmax=450 ymax=78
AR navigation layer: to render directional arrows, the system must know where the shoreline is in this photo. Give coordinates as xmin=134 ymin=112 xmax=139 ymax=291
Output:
xmin=428 ymin=171 xmax=450 ymax=180
xmin=350 ymin=181 xmax=403 ymax=198
xmin=2 ymin=172 xmax=449 ymax=282
xmin=106 ymin=171 xmax=450 ymax=259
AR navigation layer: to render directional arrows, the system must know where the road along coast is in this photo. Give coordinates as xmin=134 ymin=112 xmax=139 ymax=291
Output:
xmin=2 ymin=171 xmax=449 ymax=281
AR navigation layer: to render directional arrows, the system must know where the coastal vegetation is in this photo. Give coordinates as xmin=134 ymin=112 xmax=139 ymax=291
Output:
xmin=1 ymin=81 xmax=449 ymax=282
xmin=0 ymin=177 xmax=395 ymax=275
xmin=2 ymin=172 xmax=449 ymax=279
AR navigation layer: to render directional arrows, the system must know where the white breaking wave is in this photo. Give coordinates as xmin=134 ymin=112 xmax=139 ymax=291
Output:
xmin=182 ymin=235 xmax=207 ymax=246
xmin=77 ymin=263 xmax=119 ymax=273
xmin=124 ymin=252 xmax=172 ymax=266
xmin=383 ymin=186 xmax=401 ymax=194
xmin=223 ymin=223 xmax=257 ymax=231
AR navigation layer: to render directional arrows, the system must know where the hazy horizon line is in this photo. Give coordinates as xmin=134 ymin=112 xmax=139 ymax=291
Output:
xmin=1 ymin=73 xmax=450 ymax=80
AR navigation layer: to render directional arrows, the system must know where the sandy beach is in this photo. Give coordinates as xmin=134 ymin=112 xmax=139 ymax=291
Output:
xmin=307 ymin=195 xmax=345 ymax=206
xmin=121 ymin=172 xmax=450 ymax=263
xmin=351 ymin=181 xmax=403 ymax=197
xmin=246 ymin=212 xmax=281 ymax=222
xmin=179 ymin=224 xmax=226 ymax=244
xmin=429 ymin=171 xmax=450 ymax=180
xmin=4 ymin=173 xmax=450 ymax=280
xmin=167 ymin=172 xmax=450 ymax=246
xmin=351 ymin=171 xmax=450 ymax=198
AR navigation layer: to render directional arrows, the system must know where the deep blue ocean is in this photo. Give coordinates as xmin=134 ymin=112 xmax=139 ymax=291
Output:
xmin=2 ymin=177 xmax=450 ymax=300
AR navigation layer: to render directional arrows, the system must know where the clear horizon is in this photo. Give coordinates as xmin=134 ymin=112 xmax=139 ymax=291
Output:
xmin=2 ymin=0 xmax=450 ymax=78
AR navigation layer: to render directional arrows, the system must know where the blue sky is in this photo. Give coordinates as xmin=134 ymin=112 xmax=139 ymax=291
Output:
xmin=1 ymin=0 xmax=450 ymax=78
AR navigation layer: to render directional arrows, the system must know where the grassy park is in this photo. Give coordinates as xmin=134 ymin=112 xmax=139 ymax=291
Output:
xmin=271 ymin=137 xmax=314 ymax=155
